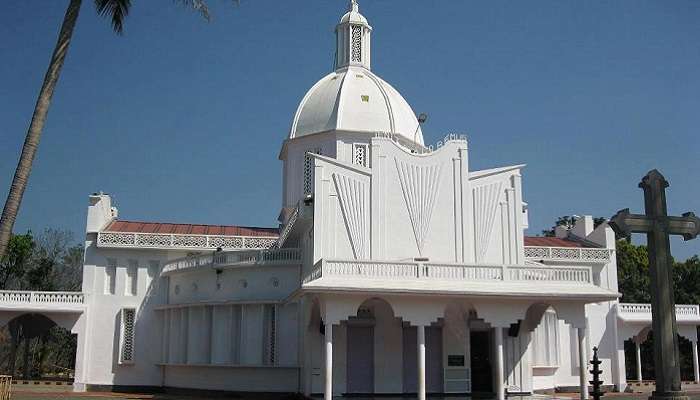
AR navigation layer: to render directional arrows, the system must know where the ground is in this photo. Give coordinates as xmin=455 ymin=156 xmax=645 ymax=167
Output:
xmin=9 ymin=384 xmax=700 ymax=400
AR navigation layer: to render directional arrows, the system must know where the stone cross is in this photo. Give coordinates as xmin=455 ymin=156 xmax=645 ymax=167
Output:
xmin=610 ymin=169 xmax=700 ymax=400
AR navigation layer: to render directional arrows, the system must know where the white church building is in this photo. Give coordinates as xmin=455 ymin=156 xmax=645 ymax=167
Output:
xmin=2 ymin=2 xmax=700 ymax=398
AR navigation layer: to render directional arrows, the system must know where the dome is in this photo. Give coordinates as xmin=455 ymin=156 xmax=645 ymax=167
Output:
xmin=288 ymin=1 xmax=424 ymax=145
xmin=340 ymin=9 xmax=367 ymax=25
xmin=290 ymin=67 xmax=424 ymax=145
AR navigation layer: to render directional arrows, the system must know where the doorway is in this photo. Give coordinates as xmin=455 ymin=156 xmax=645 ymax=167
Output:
xmin=347 ymin=325 xmax=374 ymax=393
xmin=470 ymin=330 xmax=493 ymax=393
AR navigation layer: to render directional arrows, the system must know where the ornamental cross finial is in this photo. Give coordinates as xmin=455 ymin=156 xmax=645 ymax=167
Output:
xmin=609 ymin=169 xmax=698 ymax=400
xmin=349 ymin=0 xmax=359 ymax=12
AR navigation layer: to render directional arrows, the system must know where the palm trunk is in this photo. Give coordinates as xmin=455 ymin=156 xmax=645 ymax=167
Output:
xmin=0 ymin=0 xmax=82 ymax=258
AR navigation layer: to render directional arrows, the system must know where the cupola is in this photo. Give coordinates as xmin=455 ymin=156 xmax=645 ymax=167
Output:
xmin=335 ymin=0 xmax=372 ymax=70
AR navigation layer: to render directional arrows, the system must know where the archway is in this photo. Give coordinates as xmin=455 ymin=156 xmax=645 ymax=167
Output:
xmin=0 ymin=313 xmax=76 ymax=381
xmin=624 ymin=328 xmax=697 ymax=382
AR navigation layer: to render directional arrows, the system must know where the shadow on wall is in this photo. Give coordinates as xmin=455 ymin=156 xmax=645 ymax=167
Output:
xmin=109 ymin=270 xmax=163 ymax=388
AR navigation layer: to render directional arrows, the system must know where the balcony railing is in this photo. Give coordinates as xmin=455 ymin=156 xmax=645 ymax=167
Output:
xmin=0 ymin=291 xmax=84 ymax=305
xmin=97 ymin=231 xmax=278 ymax=251
xmin=303 ymin=259 xmax=593 ymax=285
xmin=524 ymin=246 xmax=612 ymax=263
xmin=163 ymin=248 xmax=302 ymax=275
xmin=618 ymin=303 xmax=700 ymax=319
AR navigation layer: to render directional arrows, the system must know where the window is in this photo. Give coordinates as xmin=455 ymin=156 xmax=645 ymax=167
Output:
xmin=531 ymin=308 xmax=560 ymax=367
xmin=303 ymin=148 xmax=321 ymax=195
xmin=353 ymin=144 xmax=368 ymax=167
xmin=105 ymin=258 xmax=117 ymax=295
xmin=126 ymin=260 xmax=138 ymax=296
xmin=120 ymin=308 xmax=136 ymax=364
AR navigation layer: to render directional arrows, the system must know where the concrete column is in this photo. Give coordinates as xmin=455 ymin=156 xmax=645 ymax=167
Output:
xmin=495 ymin=327 xmax=505 ymax=400
xmin=693 ymin=340 xmax=700 ymax=384
xmin=324 ymin=322 xmax=333 ymax=400
xmin=578 ymin=327 xmax=589 ymax=400
xmin=636 ymin=341 xmax=643 ymax=382
xmin=418 ymin=325 xmax=426 ymax=400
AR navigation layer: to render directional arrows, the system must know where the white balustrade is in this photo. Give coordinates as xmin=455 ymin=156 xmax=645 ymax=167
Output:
xmin=304 ymin=259 xmax=593 ymax=285
xmin=618 ymin=303 xmax=700 ymax=319
xmin=98 ymin=231 xmax=278 ymax=251
xmin=0 ymin=291 xmax=84 ymax=305
xmin=618 ymin=303 xmax=652 ymax=314
xmin=163 ymin=248 xmax=302 ymax=274
xmin=524 ymin=246 xmax=612 ymax=263
xmin=508 ymin=265 xmax=591 ymax=283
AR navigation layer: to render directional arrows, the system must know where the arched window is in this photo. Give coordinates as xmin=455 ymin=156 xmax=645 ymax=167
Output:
xmin=531 ymin=307 xmax=560 ymax=367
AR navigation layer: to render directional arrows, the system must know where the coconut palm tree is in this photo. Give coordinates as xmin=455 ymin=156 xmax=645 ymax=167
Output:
xmin=0 ymin=0 xmax=217 ymax=258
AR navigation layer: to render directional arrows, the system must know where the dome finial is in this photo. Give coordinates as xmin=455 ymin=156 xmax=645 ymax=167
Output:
xmin=349 ymin=0 xmax=359 ymax=12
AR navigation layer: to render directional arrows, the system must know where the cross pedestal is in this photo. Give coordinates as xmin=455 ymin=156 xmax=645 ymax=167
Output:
xmin=610 ymin=170 xmax=700 ymax=400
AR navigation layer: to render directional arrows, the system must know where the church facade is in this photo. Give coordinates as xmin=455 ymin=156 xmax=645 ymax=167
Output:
xmin=2 ymin=2 xmax=699 ymax=398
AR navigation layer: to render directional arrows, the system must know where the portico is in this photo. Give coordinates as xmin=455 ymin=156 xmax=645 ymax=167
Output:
xmin=617 ymin=303 xmax=700 ymax=384
xmin=299 ymin=287 xmax=613 ymax=399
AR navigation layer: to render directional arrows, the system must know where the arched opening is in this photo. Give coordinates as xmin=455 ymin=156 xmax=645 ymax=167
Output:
xmin=523 ymin=303 xmax=571 ymax=392
xmin=624 ymin=329 xmax=696 ymax=382
xmin=0 ymin=313 xmax=76 ymax=381
xmin=344 ymin=297 xmax=404 ymax=394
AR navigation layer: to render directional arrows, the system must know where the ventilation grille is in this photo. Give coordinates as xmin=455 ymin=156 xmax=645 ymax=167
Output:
xmin=351 ymin=25 xmax=362 ymax=62
xmin=121 ymin=308 xmax=136 ymax=363
xmin=353 ymin=144 xmax=367 ymax=167
xmin=303 ymin=148 xmax=321 ymax=195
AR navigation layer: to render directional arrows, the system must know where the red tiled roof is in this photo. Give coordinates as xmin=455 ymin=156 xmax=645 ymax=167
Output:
xmin=524 ymin=236 xmax=591 ymax=248
xmin=104 ymin=220 xmax=279 ymax=237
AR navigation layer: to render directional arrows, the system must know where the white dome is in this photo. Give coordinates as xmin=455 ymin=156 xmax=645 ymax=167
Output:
xmin=289 ymin=66 xmax=424 ymax=145
xmin=340 ymin=9 xmax=367 ymax=25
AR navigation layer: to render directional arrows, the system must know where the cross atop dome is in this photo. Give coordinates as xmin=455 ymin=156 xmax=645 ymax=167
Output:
xmin=336 ymin=0 xmax=372 ymax=70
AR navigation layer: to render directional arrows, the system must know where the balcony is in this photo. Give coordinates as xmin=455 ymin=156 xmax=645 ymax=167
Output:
xmin=524 ymin=246 xmax=612 ymax=263
xmin=617 ymin=303 xmax=700 ymax=323
xmin=302 ymin=259 xmax=618 ymax=300
xmin=162 ymin=248 xmax=302 ymax=275
xmin=0 ymin=290 xmax=85 ymax=312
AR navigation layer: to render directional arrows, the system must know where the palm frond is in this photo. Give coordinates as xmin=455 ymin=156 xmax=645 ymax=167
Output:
xmin=94 ymin=0 xmax=131 ymax=34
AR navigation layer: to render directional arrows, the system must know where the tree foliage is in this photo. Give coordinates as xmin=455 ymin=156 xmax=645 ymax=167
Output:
xmin=0 ymin=233 xmax=34 ymax=290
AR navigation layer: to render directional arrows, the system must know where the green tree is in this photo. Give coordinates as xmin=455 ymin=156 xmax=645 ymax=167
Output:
xmin=616 ymin=239 xmax=651 ymax=303
xmin=0 ymin=0 xmax=221 ymax=260
xmin=0 ymin=233 xmax=34 ymax=290
xmin=673 ymin=255 xmax=700 ymax=305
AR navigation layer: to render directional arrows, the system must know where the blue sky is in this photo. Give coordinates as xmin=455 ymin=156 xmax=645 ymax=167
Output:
xmin=1 ymin=0 xmax=699 ymax=260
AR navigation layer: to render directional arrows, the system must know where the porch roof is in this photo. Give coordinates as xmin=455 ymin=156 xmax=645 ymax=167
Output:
xmin=300 ymin=277 xmax=619 ymax=302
